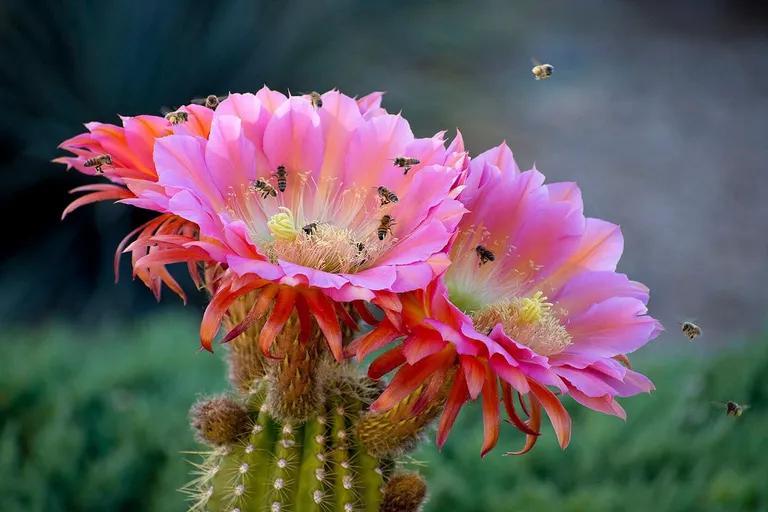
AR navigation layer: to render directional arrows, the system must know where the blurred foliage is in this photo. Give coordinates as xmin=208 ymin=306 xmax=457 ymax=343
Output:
xmin=1 ymin=314 xmax=766 ymax=511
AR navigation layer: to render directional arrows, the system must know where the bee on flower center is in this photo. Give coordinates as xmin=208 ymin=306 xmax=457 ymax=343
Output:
xmin=250 ymin=179 xmax=277 ymax=198
xmin=376 ymin=186 xmax=399 ymax=206
xmin=393 ymin=157 xmax=420 ymax=175
xmin=273 ymin=165 xmax=287 ymax=192
xmin=377 ymin=215 xmax=396 ymax=240
xmin=475 ymin=245 xmax=495 ymax=266
xmin=681 ymin=321 xmax=702 ymax=341
xmin=84 ymin=154 xmax=112 ymax=174
xmin=164 ymin=110 xmax=189 ymax=125
xmin=531 ymin=59 xmax=554 ymax=80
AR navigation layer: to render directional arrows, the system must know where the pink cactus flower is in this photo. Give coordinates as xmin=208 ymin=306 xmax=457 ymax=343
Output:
xmin=357 ymin=142 xmax=662 ymax=455
xmin=58 ymin=88 xmax=468 ymax=358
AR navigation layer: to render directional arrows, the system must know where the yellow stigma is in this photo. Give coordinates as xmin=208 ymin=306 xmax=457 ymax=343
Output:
xmin=517 ymin=291 xmax=552 ymax=325
xmin=267 ymin=207 xmax=298 ymax=241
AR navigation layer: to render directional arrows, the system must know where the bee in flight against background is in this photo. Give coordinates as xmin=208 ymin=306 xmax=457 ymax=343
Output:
xmin=273 ymin=165 xmax=287 ymax=192
xmin=377 ymin=214 xmax=396 ymax=240
xmin=191 ymin=94 xmax=227 ymax=110
xmin=712 ymin=401 xmax=750 ymax=417
xmin=376 ymin=186 xmax=399 ymax=206
xmin=250 ymin=179 xmax=277 ymax=199
xmin=531 ymin=58 xmax=554 ymax=80
xmin=84 ymin=154 xmax=112 ymax=174
xmin=302 ymin=223 xmax=317 ymax=236
xmin=164 ymin=110 xmax=188 ymax=125
xmin=681 ymin=321 xmax=702 ymax=341
xmin=475 ymin=245 xmax=495 ymax=266
xmin=307 ymin=91 xmax=323 ymax=108
xmin=393 ymin=157 xmax=420 ymax=175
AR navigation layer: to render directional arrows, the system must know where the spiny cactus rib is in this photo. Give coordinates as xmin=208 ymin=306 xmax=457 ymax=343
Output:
xmin=190 ymin=387 xmax=385 ymax=512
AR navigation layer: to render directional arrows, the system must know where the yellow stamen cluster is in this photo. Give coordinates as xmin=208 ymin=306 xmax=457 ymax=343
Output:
xmin=472 ymin=291 xmax=571 ymax=356
xmin=267 ymin=207 xmax=299 ymax=241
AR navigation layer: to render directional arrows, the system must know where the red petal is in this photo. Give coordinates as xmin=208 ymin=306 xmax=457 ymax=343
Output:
xmin=304 ymin=291 xmax=343 ymax=361
xmin=259 ymin=287 xmax=296 ymax=358
xmin=221 ymin=284 xmax=275 ymax=343
xmin=368 ymin=347 xmax=406 ymax=380
xmin=354 ymin=300 xmax=379 ymax=326
xmin=480 ymin=363 xmax=500 ymax=457
xmin=437 ymin=369 xmax=469 ymax=449
xmin=502 ymin=383 xmax=539 ymax=436
xmin=370 ymin=346 xmax=454 ymax=413
xmin=529 ymin=380 xmax=572 ymax=449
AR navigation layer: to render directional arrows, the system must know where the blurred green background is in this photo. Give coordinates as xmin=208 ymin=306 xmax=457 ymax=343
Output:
xmin=1 ymin=0 xmax=767 ymax=511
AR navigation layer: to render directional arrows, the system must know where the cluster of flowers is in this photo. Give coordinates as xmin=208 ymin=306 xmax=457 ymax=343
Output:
xmin=57 ymin=88 xmax=661 ymax=455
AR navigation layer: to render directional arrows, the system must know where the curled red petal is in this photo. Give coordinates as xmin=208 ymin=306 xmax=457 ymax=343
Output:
xmin=259 ymin=287 xmax=296 ymax=358
xmin=437 ymin=367 xmax=469 ymax=449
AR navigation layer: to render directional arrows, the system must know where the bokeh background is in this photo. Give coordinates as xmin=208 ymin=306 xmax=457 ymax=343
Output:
xmin=1 ymin=1 xmax=767 ymax=511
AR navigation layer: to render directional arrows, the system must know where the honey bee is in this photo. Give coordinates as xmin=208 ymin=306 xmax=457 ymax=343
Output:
xmin=273 ymin=165 xmax=287 ymax=192
xmin=475 ymin=245 xmax=495 ymax=265
xmin=191 ymin=94 xmax=227 ymax=110
xmin=393 ymin=157 xmax=420 ymax=175
xmin=531 ymin=59 xmax=554 ymax=80
xmin=681 ymin=321 xmax=702 ymax=341
xmin=308 ymin=91 xmax=323 ymax=108
xmin=377 ymin=215 xmax=396 ymax=240
xmin=713 ymin=401 xmax=750 ymax=417
xmin=84 ymin=154 xmax=112 ymax=174
xmin=164 ymin=110 xmax=189 ymax=125
xmin=303 ymin=223 xmax=317 ymax=235
xmin=250 ymin=179 xmax=277 ymax=198
xmin=376 ymin=186 xmax=399 ymax=206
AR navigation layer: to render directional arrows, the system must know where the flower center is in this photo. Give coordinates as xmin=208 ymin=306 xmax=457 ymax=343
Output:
xmin=263 ymin=208 xmax=392 ymax=274
xmin=471 ymin=292 xmax=572 ymax=356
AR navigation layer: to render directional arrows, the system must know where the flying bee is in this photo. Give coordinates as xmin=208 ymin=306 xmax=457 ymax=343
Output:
xmin=531 ymin=59 xmax=554 ymax=80
xmin=164 ymin=110 xmax=188 ymax=125
xmin=713 ymin=401 xmax=750 ymax=417
xmin=475 ymin=245 xmax=495 ymax=266
xmin=393 ymin=157 xmax=420 ymax=175
xmin=302 ymin=223 xmax=317 ymax=235
xmin=376 ymin=186 xmax=399 ymax=206
xmin=191 ymin=94 xmax=227 ymax=110
xmin=681 ymin=321 xmax=702 ymax=341
xmin=308 ymin=91 xmax=323 ymax=108
xmin=84 ymin=154 xmax=112 ymax=174
xmin=250 ymin=179 xmax=277 ymax=198
xmin=273 ymin=165 xmax=287 ymax=192
xmin=377 ymin=214 xmax=396 ymax=240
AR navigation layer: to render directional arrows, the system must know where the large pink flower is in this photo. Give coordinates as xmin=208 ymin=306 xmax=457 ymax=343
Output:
xmin=358 ymin=142 xmax=661 ymax=455
xmin=117 ymin=88 xmax=467 ymax=355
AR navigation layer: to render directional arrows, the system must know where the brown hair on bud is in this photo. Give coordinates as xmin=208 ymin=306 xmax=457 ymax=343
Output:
xmin=190 ymin=395 xmax=250 ymax=446
xmin=381 ymin=472 xmax=427 ymax=512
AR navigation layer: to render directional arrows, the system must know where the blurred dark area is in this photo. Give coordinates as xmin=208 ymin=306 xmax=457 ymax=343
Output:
xmin=1 ymin=0 xmax=767 ymax=336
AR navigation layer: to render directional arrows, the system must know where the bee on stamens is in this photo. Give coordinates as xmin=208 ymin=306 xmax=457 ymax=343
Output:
xmin=303 ymin=223 xmax=317 ymax=236
xmin=191 ymin=94 xmax=227 ymax=110
xmin=393 ymin=157 xmax=420 ymax=175
xmin=376 ymin=186 xmax=399 ymax=206
xmin=531 ymin=59 xmax=554 ymax=80
xmin=476 ymin=245 xmax=495 ymax=266
xmin=377 ymin=215 xmax=396 ymax=240
xmin=681 ymin=321 xmax=702 ymax=341
xmin=164 ymin=110 xmax=189 ymax=125
xmin=84 ymin=154 xmax=112 ymax=174
xmin=308 ymin=91 xmax=323 ymax=108
xmin=250 ymin=179 xmax=277 ymax=199
xmin=273 ymin=165 xmax=287 ymax=192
